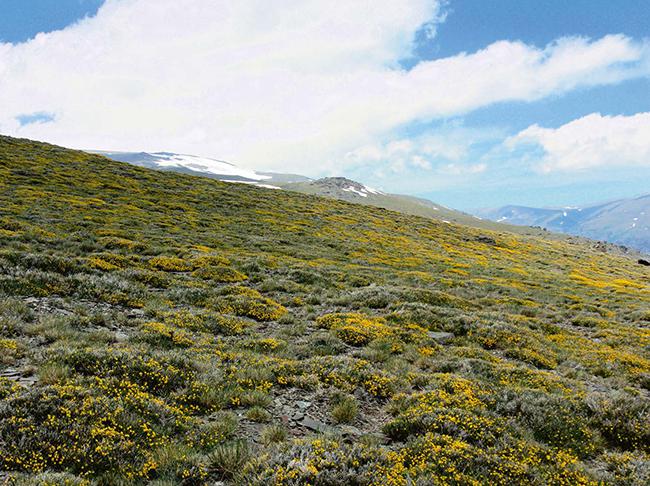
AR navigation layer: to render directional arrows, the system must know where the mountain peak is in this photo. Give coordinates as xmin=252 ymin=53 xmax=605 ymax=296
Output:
xmin=310 ymin=177 xmax=382 ymax=198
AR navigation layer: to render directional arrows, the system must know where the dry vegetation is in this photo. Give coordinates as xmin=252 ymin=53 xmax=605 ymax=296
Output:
xmin=0 ymin=135 xmax=648 ymax=485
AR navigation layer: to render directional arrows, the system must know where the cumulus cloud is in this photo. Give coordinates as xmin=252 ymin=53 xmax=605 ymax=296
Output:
xmin=507 ymin=112 xmax=650 ymax=172
xmin=0 ymin=0 xmax=648 ymax=174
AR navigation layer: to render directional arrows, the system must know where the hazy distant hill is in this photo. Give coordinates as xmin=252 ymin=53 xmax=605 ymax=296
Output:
xmin=478 ymin=195 xmax=650 ymax=253
xmin=281 ymin=177 xmax=480 ymax=224
xmin=94 ymin=150 xmax=309 ymax=187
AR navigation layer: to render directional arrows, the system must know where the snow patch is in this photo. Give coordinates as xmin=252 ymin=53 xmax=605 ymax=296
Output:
xmin=342 ymin=185 xmax=369 ymax=197
xmin=364 ymin=185 xmax=383 ymax=195
xmin=147 ymin=153 xmax=270 ymax=181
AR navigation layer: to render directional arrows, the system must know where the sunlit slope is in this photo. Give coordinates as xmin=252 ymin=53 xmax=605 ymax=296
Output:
xmin=282 ymin=177 xmax=566 ymax=238
xmin=0 ymin=135 xmax=648 ymax=485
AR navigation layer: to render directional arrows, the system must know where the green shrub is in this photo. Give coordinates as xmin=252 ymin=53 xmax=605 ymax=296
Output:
xmin=246 ymin=406 xmax=271 ymax=423
xmin=240 ymin=389 xmax=272 ymax=408
xmin=261 ymin=424 xmax=288 ymax=445
xmin=588 ymin=392 xmax=650 ymax=451
xmin=207 ymin=440 xmax=251 ymax=479
xmin=331 ymin=394 xmax=359 ymax=424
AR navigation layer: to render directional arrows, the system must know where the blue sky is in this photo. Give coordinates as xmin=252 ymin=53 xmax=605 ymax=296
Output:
xmin=395 ymin=0 xmax=650 ymax=208
xmin=418 ymin=0 xmax=650 ymax=60
xmin=1 ymin=0 xmax=649 ymax=210
xmin=0 ymin=0 xmax=104 ymax=43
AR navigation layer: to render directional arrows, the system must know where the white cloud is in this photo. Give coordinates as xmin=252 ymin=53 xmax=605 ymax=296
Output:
xmin=0 ymin=0 xmax=648 ymax=174
xmin=507 ymin=112 xmax=650 ymax=172
xmin=343 ymin=126 xmax=498 ymax=175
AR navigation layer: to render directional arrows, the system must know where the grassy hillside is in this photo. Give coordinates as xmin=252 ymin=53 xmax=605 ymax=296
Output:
xmin=0 ymin=135 xmax=649 ymax=485
xmin=94 ymin=152 xmax=572 ymax=242
xmin=281 ymin=177 xmax=571 ymax=239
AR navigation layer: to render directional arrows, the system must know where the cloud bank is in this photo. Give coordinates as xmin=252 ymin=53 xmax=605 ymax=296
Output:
xmin=508 ymin=112 xmax=650 ymax=173
xmin=1 ymin=0 xmax=648 ymax=174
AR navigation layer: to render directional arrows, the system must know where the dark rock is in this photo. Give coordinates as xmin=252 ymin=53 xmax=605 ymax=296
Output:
xmin=292 ymin=411 xmax=305 ymax=421
xmin=300 ymin=417 xmax=333 ymax=434
xmin=338 ymin=425 xmax=362 ymax=438
xmin=0 ymin=369 xmax=21 ymax=379
xmin=638 ymin=259 xmax=650 ymax=266
xmin=475 ymin=235 xmax=496 ymax=245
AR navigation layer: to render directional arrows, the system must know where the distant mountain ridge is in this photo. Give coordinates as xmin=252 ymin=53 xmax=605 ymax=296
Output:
xmin=93 ymin=151 xmax=309 ymax=187
xmin=477 ymin=195 xmax=650 ymax=253
xmin=95 ymin=152 xmax=517 ymax=232
xmin=96 ymin=150 xmax=637 ymax=250
xmin=279 ymin=176 xmax=487 ymax=227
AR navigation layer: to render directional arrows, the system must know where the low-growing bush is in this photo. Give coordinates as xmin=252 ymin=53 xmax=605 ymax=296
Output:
xmin=246 ymin=406 xmax=271 ymax=422
xmin=587 ymin=392 xmax=650 ymax=451
xmin=331 ymin=394 xmax=359 ymax=424
xmin=149 ymin=256 xmax=193 ymax=272
xmin=208 ymin=440 xmax=251 ymax=480
xmin=261 ymin=424 xmax=288 ymax=445
xmin=192 ymin=266 xmax=248 ymax=283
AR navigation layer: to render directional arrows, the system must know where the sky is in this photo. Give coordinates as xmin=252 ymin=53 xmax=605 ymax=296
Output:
xmin=0 ymin=0 xmax=649 ymax=210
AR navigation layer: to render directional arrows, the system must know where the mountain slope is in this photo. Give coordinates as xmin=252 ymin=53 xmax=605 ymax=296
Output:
xmin=94 ymin=150 xmax=310 ymax=186
xmin=281 ymin=177 xmax=477 ymax=224
xmin=1 ymin=135 xmax=649 ymax=484
xmin=96 ymin=151 xmax=479 ymax=224
xmin=281 ymin=177 xmax=621 ymax=245
xmin=97 ymin=151 xmax=561 ymax=239
xmin=478 ymin=195 xmax=650 ymax=253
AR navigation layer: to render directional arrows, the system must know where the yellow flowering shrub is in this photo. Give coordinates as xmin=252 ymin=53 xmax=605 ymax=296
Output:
xmin=141 ymin=321 xmax=195 ymax=347
xmin=0 ymin=338 xmax=23 ymax=364
xmin=191 ymin=266 xmax=248 ymax=282
xmin=244 ymin=337 xmax=285 ymax=352
xmin=316 ymin=313 xmax=392 ymax=346
xmin=87 ymin=256 xmax=120 ymax=271
xmin=98 ymin=236 xmax=145 ymax=252
xmin=0 ymin=384 xmax=169 ymax=480
xmin=473 ymin=324 xmax=558 ymax=369
xmin=212 ymin=293 xmax=287 ymax=322
xmin=149 ymin=256 xmax=193 ymax=272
